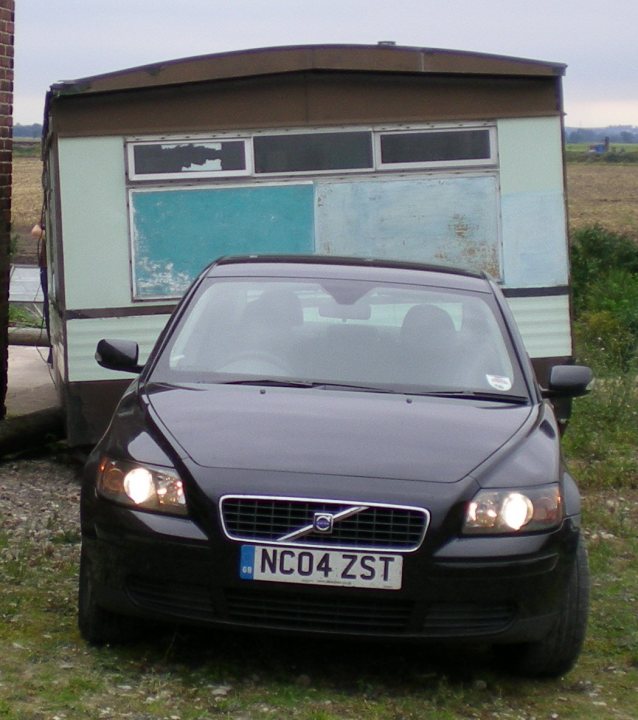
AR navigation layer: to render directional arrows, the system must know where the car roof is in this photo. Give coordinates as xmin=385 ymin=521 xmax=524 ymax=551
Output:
xmin=205 ymin=255 xmax=493 ymax=293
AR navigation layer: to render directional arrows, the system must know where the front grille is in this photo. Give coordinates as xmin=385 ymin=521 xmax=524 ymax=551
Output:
xmin=220 ymin=496 xmax=428 ymax=551
xmin=126 ymin=578 xmax=515 ymax=637
xmin=423 ymin=604 xmax=515 ymax=636
xmin=225 ymin=588 xmax=413 ymax=633
xmin=127 ymin=577 xmax=214 ymax=621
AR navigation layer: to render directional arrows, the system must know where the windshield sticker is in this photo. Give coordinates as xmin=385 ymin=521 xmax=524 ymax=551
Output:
xmin=486 ymin=374 xmax=512 ymax=392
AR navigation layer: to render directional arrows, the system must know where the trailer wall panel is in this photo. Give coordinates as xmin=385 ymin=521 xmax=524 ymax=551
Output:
xmin=58 ymin=137 xmax=131 ymax=309
xmin=66 ymin=315 xmax=171 ymax=382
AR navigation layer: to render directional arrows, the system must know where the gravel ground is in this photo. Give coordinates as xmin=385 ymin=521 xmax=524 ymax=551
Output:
xmin=0 ymin=454 xmax=82 ymax=558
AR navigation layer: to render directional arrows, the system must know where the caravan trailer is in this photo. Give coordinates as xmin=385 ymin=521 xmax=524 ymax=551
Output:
xmin=42 ymin=44 xmax=573 ymax=445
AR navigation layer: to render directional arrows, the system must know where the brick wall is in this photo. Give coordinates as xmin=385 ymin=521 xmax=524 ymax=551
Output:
xmin=0 ymin=0 xmax=14 ymax=418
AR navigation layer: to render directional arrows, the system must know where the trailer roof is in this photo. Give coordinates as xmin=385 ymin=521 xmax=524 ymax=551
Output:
xmin=47 ymin=43 xmax=566 ymax=99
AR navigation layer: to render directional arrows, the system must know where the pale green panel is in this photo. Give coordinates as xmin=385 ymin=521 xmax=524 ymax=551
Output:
xmin=501 ymin=192 xmax=569 ymax=287
xmin=497 ymin=118 xmax=565 ymax=195
xmin=67 ymin=315 xmax=171 ymax=382
xmin=58 ymin=137 xmax=131 ymax=309
xmin=507 ymin=295 xmax=572 ymax=358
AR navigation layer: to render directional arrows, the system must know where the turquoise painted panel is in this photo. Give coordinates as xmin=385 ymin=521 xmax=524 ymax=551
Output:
xmin=315 ymin=175 xmax=501 ymax=277
xmin=131 ymin=184 xmax=315 ymax=297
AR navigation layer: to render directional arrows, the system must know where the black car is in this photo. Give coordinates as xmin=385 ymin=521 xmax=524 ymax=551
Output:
xmin=80 ymin=256 xmax=592 ymax=677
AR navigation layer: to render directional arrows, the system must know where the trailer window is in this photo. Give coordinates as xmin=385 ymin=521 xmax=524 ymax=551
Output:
xmin=379 ymin=129 xmax=494 ymax=168
xmin=128 ymin=125 xmax=495 ymax=181
xmin=128 ymin=140 xmax=249 ymax=180
xmin=254 ymin=132 xmax=373 ymax=174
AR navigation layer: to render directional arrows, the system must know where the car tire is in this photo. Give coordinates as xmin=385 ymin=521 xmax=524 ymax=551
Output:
xmin=78 ymin=546 xmax=138 ymax=645
xmin=495 ymin=536 xmax=589 ymax=678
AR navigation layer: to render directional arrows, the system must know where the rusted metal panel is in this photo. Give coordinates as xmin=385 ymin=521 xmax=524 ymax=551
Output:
xmin=315 ymin=174 xmax=501 ymax=277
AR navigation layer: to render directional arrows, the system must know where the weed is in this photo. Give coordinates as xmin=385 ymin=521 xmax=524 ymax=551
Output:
xmin=571 ymin=226 xmax=638 ymax=309
xmin=9 ymin=302 xmax=42 ymax=328
xmin=564 ymin=224 xmax=638 ymax=488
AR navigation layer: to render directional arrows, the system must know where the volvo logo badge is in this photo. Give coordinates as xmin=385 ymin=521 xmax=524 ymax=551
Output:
xmin=313 ymin=512 xmax=334 ymax=534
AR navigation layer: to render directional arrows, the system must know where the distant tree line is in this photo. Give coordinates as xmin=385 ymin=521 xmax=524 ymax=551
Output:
xmin=10 ymin=122 xmax=638 ymax=144
xmin=13 ymin=123 xmax=42 ymax=138
xmin=565 ymin=126 xmax=638 ymax=144
xmin=11 ymin=122 xmax=638 ymax=145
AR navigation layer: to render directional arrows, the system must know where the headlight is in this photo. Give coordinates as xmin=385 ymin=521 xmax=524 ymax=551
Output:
xmin=463 ymin=485 xmax=562 ymax=535
xmin=97 ymin=457 xmax=187 ymax=516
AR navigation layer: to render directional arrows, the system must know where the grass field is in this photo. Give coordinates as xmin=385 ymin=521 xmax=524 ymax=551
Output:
xmin=566 ymin=164 xmax=638 ymax=234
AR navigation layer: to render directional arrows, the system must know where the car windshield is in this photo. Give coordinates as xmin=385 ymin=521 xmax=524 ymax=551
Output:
xmin=151 ymin=276 xmax=528 ymax=399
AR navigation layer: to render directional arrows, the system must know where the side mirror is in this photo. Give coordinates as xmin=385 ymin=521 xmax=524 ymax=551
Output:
xmin=96 ymin=339 xmax=143 ymax=374
xmin=543 ymin=365 xmax=593 ymax=398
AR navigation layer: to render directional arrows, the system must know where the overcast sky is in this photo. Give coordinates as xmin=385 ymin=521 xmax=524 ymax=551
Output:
xmin=13 ymin=0 xmax=638 ymax=127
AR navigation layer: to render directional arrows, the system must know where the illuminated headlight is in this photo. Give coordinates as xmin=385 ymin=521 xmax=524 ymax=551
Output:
xmin=463 ymin=485 xmax=562 ymax=535
xmin=97 ymin=458 xmax=187 ymax=516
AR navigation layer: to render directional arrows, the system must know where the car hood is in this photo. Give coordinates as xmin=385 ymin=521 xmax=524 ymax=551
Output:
xmin=145 ymin=384 xmax=534 ymax=483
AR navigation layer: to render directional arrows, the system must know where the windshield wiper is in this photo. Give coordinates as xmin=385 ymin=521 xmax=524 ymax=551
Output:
xmin=411 ymin=390 xmax=529 ymax=404
xmin=220 ymin=378 xmax=398 ymax=393
xmin=220 ymin=377 xmax=318 ymax=388
xmin=313 ymin=382 xmax=397 ymax=394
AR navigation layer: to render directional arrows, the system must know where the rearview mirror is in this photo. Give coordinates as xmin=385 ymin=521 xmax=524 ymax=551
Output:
xmin=318 ymin=299 xmax=371 ymax=320
xmin=96 ymin=339 xmax=143 ymax=374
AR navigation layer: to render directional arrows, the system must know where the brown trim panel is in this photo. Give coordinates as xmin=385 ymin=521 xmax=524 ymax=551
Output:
xmin=63 ymin=288 xmax=570 ymax=321
xmin=65 ymin=379 xmax=132 ymax=447
xmin=502 ymin=286 xmax=569 ymax=298
xmin=50 ymin=45 xmax=566 ymax=98
xmin=50 ymin=72 xmax=563 ymax=137
xmin=64 ymin=305 xmax=176 ymax=321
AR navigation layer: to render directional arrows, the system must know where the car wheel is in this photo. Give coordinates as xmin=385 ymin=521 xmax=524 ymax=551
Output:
xmin=78 ymin=546 xmax=138 ymax=645
xmin=495 ymin=537 xmax=589 ymax=678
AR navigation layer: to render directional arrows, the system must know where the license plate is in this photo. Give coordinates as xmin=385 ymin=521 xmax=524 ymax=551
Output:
xmin=239 ymin=545 xmax=403 ymax=590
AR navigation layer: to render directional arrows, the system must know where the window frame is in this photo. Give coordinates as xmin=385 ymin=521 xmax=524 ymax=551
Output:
xmin=126 ymin=136 xmax=253 ymax=181
xmin=126 ymin=123 xmax=497 ymax=182
xmin=252 ymin=128 xmax=375 ymax=177
xmin=374 ymin=126 xmax=497 ymax=171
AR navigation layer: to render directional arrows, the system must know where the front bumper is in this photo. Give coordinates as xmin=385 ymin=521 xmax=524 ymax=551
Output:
xmin=83 ymin=501 xmax=580 ymax=644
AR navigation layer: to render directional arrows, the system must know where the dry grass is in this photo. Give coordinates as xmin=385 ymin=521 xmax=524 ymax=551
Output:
xmin=11 ymin=156 xmax=43 ymax=263
xmin=10 ymin=158 xmax=638 ymax=263
xmin=567 ymin=164 xmax=638 ymax=236
xmin=11 ymin=157 xmax=43 ymax=232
